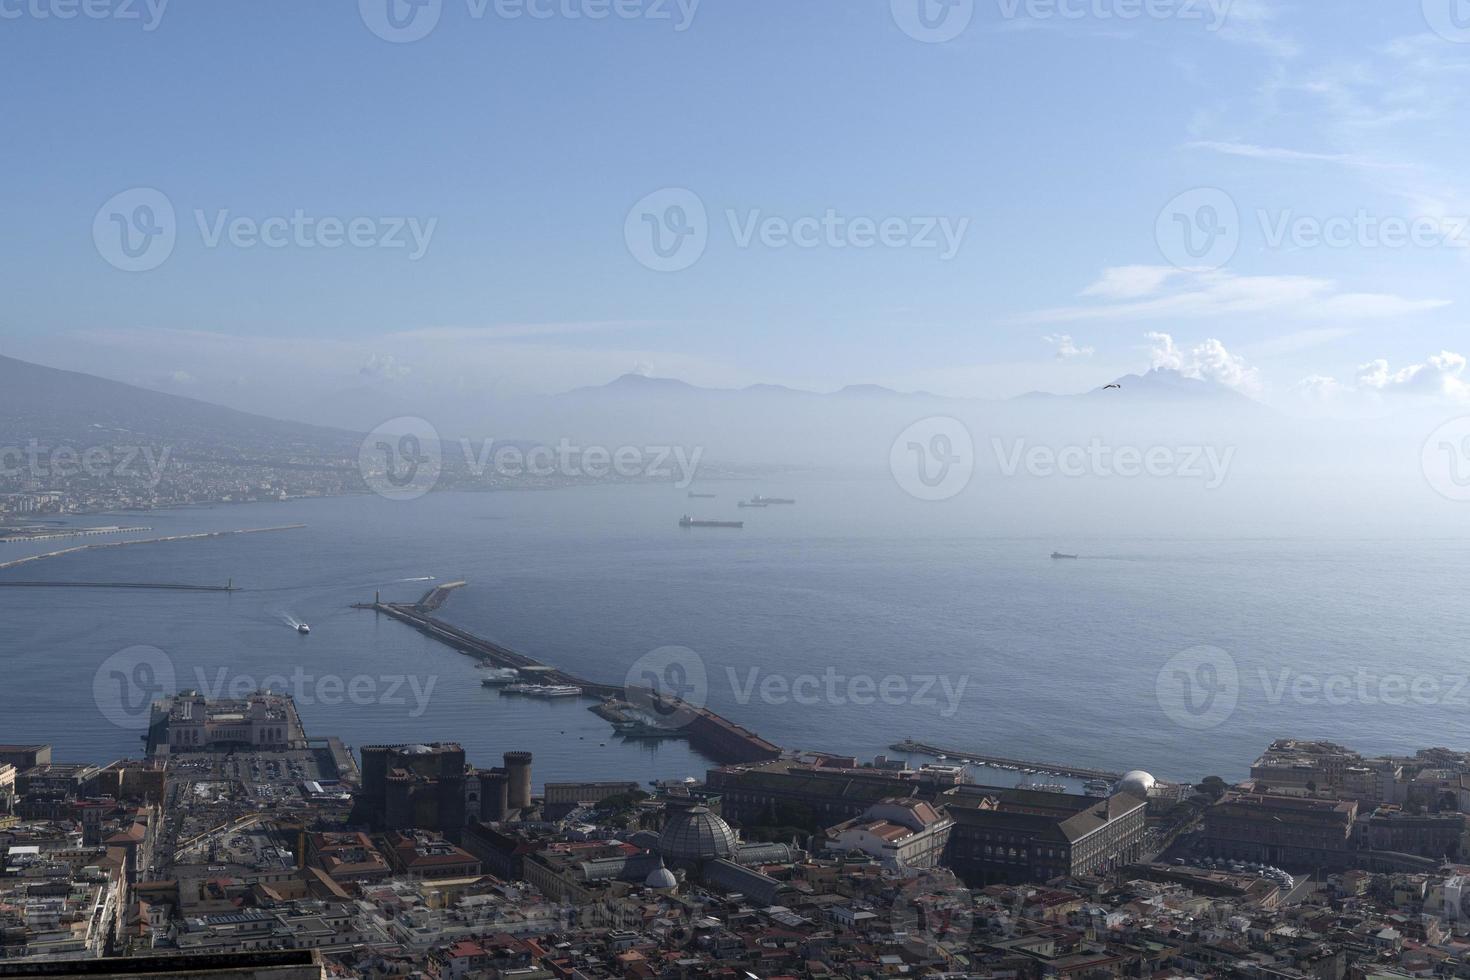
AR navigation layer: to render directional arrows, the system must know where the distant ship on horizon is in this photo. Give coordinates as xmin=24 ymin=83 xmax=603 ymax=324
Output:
xmin=1051 ymin=552 xmax=1078 ymax=560
xmin=687 ymin=492 xmax=716 ymax=498
xmin=680 ymin=515 xmax=744 ymax=529
xmin=751 ymin=495 xmax=795 ymax=505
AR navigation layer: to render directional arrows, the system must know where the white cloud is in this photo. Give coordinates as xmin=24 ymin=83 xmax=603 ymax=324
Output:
xmin=1079 ymin=265 xmax=1182 ymax=301
xmin=1291 ymin=351 xmax=1470 ymax=409
xmin=360 ymin=353 xmax=411 ymax=381
xmin=1023 ymin=267 xmax=1448 ymax=324
xmin=1356 ymin=351 xmax=1470 ymax=400
xmin=1145 ymin=332 xmax=1261 ymax=393
xmin=1042 ymin=334 xmax=1095 ymax=360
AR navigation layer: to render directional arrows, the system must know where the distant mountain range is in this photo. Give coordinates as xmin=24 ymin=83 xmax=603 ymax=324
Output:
xmin=568 ymin=367 xmax=1261 ymax=406
xmin=0 ymin=354 xmax=356 ymax=454
xmin=0 ymin=352 xmax=1270 ymax=475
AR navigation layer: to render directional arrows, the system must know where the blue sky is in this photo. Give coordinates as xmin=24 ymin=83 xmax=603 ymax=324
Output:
xmin=2 ymin=0 xmax=1468 ymax=412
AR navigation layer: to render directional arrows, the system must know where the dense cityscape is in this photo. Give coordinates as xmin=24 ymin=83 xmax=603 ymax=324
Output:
xmin=5 ymin=685 xmax=1470 ymax=979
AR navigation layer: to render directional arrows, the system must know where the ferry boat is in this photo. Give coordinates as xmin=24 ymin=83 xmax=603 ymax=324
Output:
xmin=679 ymin=515 xmax=744 ymax=529
xmin=502 ymin=683 xmax=582 ymax=698
xmin=479 ymin=667 xmax=519 ymax=686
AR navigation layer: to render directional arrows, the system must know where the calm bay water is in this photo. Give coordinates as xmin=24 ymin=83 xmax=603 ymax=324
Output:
xmin=1 ymin=477 xmax=1467 ymax=785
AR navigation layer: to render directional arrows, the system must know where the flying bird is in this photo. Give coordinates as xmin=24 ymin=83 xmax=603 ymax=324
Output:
xmin=1103 ymin=383 xmax=1122 ymax=390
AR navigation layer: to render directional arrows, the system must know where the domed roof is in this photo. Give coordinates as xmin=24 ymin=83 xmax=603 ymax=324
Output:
xmin=644 ymin=861 xmax=678 ymax=890
xmin=658 ymin=806 xmax=737 ymax=862
xmin=1116 ymin=770 xmax=1157 ymax=797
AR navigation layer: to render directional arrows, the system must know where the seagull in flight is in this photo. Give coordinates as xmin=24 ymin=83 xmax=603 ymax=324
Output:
xmin=1102 ymin=383 xmax=1122 ymax=390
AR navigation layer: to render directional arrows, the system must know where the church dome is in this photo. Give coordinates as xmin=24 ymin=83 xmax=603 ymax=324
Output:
xmin=658 ymin=806 xmax=737 ymax=862
xmin=644 ymin=861 xmax=678 ymax=890
xmin=1116 ymin=770 xmax=1157 ymax=797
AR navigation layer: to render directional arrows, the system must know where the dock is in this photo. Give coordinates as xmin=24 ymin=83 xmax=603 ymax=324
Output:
xmin=359 ymin=590 xmax=783 ymax=765
xmin=0 ymin=581 xmax=237 ymax=592
xmin=889 ymin=739 xmax=1124 ymax=782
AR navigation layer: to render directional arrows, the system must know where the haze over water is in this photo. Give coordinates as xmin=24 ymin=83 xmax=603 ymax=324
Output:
xmin=1 ymin=476 xmax=1465 ymax=784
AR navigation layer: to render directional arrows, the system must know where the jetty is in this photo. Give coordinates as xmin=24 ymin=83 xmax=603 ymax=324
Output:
xmin=358 ymin=585 xmax=782 ymax=765
xmin=890 ymin=739 xmax=1124 ymax=782
xmin=0 ymin=581 xmax=237 ymax=592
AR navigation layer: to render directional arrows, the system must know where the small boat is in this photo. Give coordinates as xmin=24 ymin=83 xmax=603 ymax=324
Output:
xmin=751 ymin=495 xmax=796 ymax=505
xmin=297 ymin=624 xmax=311 ymax=634
xmin=1051 ymin=552 xmax=1078 ymax=560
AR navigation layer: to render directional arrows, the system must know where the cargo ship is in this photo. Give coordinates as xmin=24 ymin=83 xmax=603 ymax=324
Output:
xmin=751 ymin=495 xmax=795 ymax=505
xmin=1051 ymin=552 xmax=1078 ymax=560
xmin=679 ymin=515 xmax=744 ymax=529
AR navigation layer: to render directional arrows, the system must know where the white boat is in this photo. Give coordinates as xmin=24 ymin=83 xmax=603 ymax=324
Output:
xmin=479 ymin=667 xmax=519 ymax=686
xmin=297 ymin=624 xmax=311 ymax=634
